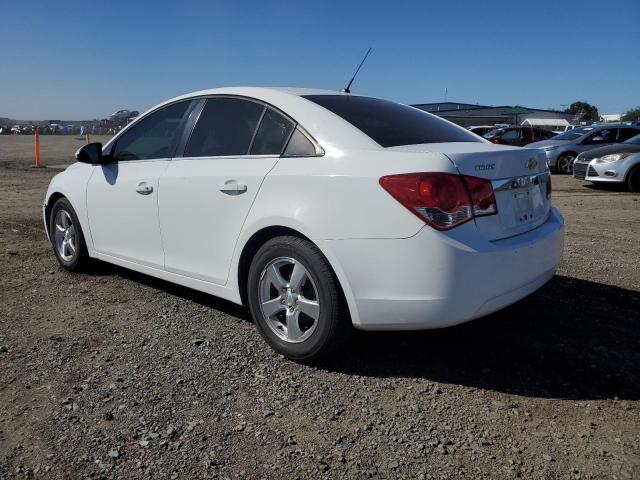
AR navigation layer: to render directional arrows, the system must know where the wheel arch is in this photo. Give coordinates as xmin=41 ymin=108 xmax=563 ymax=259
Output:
xmin=45 ymin=191 xmax=67 ymax=226
xmin=235 ymin=225 xmax=357 ymax=325
xmin=625 ymin=162 xmax=640 ymax=191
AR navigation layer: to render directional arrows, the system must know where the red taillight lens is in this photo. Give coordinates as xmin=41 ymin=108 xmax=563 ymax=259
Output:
xmin=463 ymin=176 xmax=498 ymax=217
xmin=379 ymin=173 xmax=497 ymax=230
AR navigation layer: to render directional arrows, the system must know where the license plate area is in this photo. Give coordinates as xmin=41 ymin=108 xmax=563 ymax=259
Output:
xmin=492 ymin=173 xmax=549 ymax=230
xmin=513 ymin=187 xmax=536 ymax=224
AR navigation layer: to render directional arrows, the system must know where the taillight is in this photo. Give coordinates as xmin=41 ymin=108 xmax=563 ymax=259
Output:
xmin=379 ymin=173 xmax=497 ymax=230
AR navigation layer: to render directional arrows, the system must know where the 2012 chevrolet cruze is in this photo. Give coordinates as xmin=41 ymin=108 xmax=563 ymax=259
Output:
xmin=44 ymin=87 xmax=564 ymax=360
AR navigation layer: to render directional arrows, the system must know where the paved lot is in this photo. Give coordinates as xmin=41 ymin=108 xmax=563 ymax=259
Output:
xmin=1 ymin=136 xmax=638 ymax=479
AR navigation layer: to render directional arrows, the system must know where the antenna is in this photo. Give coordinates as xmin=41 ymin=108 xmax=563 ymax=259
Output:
xmin=341 ymin=48 xmax=372 ymax=94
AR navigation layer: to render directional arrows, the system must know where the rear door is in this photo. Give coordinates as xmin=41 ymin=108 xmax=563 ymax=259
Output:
xmin=159 ymin=97 xmax=295 ymax=284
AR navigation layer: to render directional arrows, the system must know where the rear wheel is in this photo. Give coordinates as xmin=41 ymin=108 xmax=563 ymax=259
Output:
xmin=556 ymin=154 xmax=575 ymax=174
xmin=247 ymin=236 xmax=349 ymax=361
xmin=627 ymin=165 xmax=640 ymax=193
xmin=49 ymin=198 xmax=90 ymax=271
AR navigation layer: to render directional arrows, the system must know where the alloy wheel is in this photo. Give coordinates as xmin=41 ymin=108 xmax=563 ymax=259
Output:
xmin=258 ymin=257 xmax=320 ymax=343
xmin=558 ymin=155 xmax=575 ymax=174
xmin=54 ymin=209 xmax=77 ymax=261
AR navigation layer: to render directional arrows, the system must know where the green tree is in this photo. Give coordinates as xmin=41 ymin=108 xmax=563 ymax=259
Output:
xmin=621 ymin=107 xmax=640 ymax=122
xmin=564 ymin=101 xmax=599 ymax=122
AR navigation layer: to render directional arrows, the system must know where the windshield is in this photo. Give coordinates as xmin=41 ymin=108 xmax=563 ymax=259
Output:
xmin=303 ymin=95 xmax=482 ymax=147
xmin=483 ymin=129 xmax=504 ymax=138
xmin=625 ymin=133 xmax=640 ymax=144
xmin=553 ymin=127 xmax=593 ymax=141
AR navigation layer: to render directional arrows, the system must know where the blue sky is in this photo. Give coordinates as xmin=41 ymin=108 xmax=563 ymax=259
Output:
xmin=1 ymin=0 xmax=638 ymax=119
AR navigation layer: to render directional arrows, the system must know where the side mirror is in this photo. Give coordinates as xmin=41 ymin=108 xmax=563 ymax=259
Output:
xmin=75 ymin=142 xmax=107 ymax=164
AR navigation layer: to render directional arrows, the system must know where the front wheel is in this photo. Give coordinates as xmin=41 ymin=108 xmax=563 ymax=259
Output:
xmin=49 ymin=197 xmax=90 ymax=271
xmin=627 ymin=165 xmax=640 ymax=193
xmin=247 ymin=236 xmax=349 ymax=361
xmin=556 ymin=154 xmax=575 ymax=174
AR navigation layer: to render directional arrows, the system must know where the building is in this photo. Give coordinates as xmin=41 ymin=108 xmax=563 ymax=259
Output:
xmin=601 ymin=114 xmax=621 ymax=123
xmin=411 ymin=101 xmax=575 ymax=129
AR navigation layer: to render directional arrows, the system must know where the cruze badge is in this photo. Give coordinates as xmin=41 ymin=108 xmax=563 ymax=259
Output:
xmin=475 ymin=163 xmax=495 ymax=171
xmin=526 ymin=158 xmax=538 ymax=171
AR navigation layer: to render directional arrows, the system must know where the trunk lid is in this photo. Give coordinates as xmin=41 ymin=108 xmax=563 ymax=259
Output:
xmin=387 ymin=143 xmax=552 ymax=240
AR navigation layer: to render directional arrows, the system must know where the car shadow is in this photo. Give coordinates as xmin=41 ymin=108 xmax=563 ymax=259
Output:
xmin=84 ymin=263 xmax=639 ymax=400
xmin=88 ymin=260 xmax=251 ymax=321
xmin=323 ymin=275 xmax=640 ymax=401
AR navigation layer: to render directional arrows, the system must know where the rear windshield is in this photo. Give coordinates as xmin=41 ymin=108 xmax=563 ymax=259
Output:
xmin=303 ymin=95 xmax=482 ymax=147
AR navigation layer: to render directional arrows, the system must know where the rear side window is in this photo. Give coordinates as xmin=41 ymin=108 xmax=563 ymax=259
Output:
xmin=619 ymin=128 xmax=640 ymax=142
xmin=303 ymin=95 xmax=482 ymax=147
xmin=112 ymin=101 xmax=191 ymax=161
xmin=185 ymin=98 xmax=264 ymax=157
xmin=250 ymin=108 xmax=294 ymax=155
xmin=284 ymin=128 xmax=317 ymax=156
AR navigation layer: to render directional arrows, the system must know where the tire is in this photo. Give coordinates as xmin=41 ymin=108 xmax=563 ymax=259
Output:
xmin=555 ymin=153 xmax=575 ymax=174
xmin=49 ymin=197 xmax=90 ymax=271
xmin=247 ymin=236 xmax=349 ymax=362
xmin=627 ymin=165 xmax=640 ymax=193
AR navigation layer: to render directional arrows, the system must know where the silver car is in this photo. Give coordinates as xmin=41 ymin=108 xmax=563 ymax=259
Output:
xmin=573 ymin=133 xmax=640 ymax=192
xmin=526 ymin=125 xmax=640 ymax=174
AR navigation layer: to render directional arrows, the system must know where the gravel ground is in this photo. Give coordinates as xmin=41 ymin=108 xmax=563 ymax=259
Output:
xmin=1 ymin=136 xmax=639 ymax=479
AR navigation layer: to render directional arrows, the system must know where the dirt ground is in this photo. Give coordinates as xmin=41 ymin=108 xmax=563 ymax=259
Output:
xmin=0 ymin=135 xmax=638 ymax=479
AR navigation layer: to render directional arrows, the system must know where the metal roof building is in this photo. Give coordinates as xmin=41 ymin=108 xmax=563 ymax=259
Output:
xmin=411 ymin=102 xmax=575 ymax=128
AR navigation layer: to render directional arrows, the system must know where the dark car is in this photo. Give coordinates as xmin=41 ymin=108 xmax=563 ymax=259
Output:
xmin=483 ymin=127 xmax=556 ymax=147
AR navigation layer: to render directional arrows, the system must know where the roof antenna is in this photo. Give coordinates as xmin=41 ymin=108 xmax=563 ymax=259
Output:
xmin=341 ymin=47 xmax=372 ymax=94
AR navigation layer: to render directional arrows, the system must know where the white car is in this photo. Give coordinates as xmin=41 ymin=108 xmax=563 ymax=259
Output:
xmin=44 ymin=87 xmax=564 ymax=361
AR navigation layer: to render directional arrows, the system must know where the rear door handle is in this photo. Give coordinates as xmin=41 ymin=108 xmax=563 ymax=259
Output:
xmin=136 ymin=182 xmax=154 ymax=195
xmin=219 ymin=180 xmax=247 ymax=195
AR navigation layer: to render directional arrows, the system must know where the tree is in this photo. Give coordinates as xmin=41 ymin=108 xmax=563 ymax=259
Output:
xmin=564 ymin=101 xmax=599 ymax=122
xmin=621 ymin=107 xmax=640 ymax=122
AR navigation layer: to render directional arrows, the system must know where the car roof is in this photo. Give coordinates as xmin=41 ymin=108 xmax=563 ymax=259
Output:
xmin=105 ymin=87 xmax=381 ymax=152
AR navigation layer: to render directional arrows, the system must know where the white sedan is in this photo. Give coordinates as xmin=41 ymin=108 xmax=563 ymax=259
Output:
xmin=44 ymin=87 xmax=564 ymax=360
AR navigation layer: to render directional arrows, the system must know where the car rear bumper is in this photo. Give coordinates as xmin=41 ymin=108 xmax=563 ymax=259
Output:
xmin=322 ymin=207 xmax=564 ymax=330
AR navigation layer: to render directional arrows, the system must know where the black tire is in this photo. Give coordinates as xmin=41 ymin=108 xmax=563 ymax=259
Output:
xmin=555 ymin=153 xmax=575 ymax=174
xmin=49 ymin=197 xmax=90 ymax=271
xmin=247 ymin=236 xmax=350 ymax=362
xmin=626 ymin=165 xmax=640 ymax=193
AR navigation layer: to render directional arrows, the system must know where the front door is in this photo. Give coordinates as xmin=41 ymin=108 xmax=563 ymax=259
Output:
xmin=86 ymin=100 xmax=192 ymax=268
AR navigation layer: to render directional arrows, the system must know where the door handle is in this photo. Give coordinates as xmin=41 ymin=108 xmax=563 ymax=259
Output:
xmin=136 ymin=182 xmax=154 ymax=195
xmin=219 ymin=180 xmax=248 ymax=195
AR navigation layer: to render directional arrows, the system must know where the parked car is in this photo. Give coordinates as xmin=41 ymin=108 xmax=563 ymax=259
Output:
xmin=109 ymin=109 xmax=139 ymax=120
xmin=526 ymin=125 xmax=640 ymax=174
xmin=467 ymin=125 xmax=499 ymax=136
xmin=43 ymin=87 xmax=563 ymax=360
xmin=573 ymin=133 xmax=640 ymax=192
xmin=482 ymin=126 xmax=556 ymax=147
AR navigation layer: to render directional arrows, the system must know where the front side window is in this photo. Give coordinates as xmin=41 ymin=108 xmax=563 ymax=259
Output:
xmin=112 ymin=101 xmax=191 ymax=161
xmin=303 ymin=95 xmax=482 ymax=147
xmin=185 ymin=98 xmax=264 ymax=157
xmin=587 ymin=128 xmax=616 ymax=144
xmin=250 ymin=108 xmax=295 ymax=155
